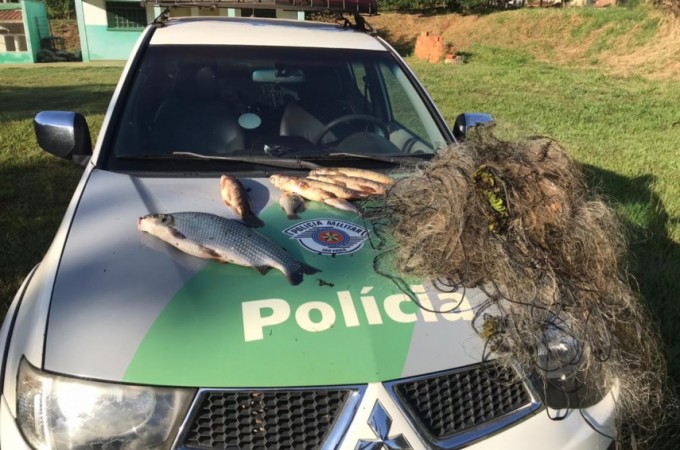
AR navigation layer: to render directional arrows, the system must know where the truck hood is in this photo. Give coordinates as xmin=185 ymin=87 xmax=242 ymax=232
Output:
xmin=44 ymin=169 xmax=486 ymax=387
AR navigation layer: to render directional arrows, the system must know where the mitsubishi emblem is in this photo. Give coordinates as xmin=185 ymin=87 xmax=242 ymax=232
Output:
xmin=355 ymin=401 xmax=413 ymax=450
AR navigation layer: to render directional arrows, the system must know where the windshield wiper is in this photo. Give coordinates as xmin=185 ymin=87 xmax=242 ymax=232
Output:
xmin=119 ymin=152 xmax=321 ymax=169
xmin=326 ymin=152 xmax=432 ymax=164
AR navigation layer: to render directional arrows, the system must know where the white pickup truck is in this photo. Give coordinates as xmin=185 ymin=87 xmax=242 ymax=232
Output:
xmin=0 ymin=3 xmax=615 ymax=449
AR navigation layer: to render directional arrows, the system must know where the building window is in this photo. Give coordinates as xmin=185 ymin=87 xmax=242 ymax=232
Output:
xmin=0 ymin=21 xmax=27 ymax=52
xmin=106 ymin=1 xmax=147 ymax=30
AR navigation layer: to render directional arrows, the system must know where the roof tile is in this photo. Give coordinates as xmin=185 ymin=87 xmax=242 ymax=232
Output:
xmin=0 ymin=10 xmax=23 ymax=21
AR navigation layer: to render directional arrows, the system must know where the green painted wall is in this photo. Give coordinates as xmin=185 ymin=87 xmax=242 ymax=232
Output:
xmin=73 ymin=0 xmax=90 ymax=61
xmin=23 ymin=0 xmax=47 ymax=62
xmin=84 ymin=25 xmax=141 ymax=60
xmin=0 ymin=52 xmax=33 ymax=64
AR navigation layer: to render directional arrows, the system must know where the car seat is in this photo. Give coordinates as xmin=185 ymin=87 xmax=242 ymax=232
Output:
xmin=151 ymin=64 xmax=244 ymax=154
xmin=279 ymin=68 xmax=360 ymax=146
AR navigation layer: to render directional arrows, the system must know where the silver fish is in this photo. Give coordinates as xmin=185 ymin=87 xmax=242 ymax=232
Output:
xmin=138 ymin=212 xmax=319 ymax=285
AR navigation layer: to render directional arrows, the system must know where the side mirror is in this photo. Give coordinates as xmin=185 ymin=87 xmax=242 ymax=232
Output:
xmin=452 ymin=113 xmax=495 ymax=141
xmin=34 ymin=111 xmax=92 ymax=163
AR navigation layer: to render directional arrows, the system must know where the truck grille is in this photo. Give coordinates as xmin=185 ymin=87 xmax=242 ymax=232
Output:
xmin=180 ymin=389 xmax=352 ymax=449
xmin=392 ymin=363 xmax=534 ymax=440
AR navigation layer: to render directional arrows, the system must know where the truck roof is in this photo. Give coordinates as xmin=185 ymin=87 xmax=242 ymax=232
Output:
xmin=149 ymin=17 xmax=387 ymax=50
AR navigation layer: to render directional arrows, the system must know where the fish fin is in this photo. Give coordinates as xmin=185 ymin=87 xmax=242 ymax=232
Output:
xmin=199 ymin=245 xmax=221 ymax=259
xmin=254 ymin=265 xmax=271 ymax=275
xmin=287 ymin=270 xmax=304 ymax=286
xmin=301 ymin=262 xmax=321 ymax=275
xmin=242 ymin=211 xmax=265 ymax=228
xmin=169 ymin=227 xmax=186 ymax=239
xmin=284 ymin=263 xmax=320 ymax=286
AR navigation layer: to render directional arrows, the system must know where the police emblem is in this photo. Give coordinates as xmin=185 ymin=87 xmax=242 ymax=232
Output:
xmin=284 ymin=219 xmax=368 ymax=255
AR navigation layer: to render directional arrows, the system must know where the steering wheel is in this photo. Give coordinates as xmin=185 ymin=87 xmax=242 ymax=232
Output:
xmin=313 ymin=114 xmax=390 ymax=146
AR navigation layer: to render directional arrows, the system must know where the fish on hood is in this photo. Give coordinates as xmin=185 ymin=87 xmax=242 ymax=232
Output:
xmin=138 ymin=212 xmax=319 ymax=285
xmin=269 ymin=174 xmax=359 ymax=214
xmin=309 ymin=167 xmax=393 ymax=186
xmin=220 ymin=174 xmax=264 ymax=228
xmin=279 ymin=192 xmax=306 ymax=220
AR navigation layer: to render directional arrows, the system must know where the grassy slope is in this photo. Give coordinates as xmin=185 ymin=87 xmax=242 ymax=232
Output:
xmin=370 ymin=6 xmax=680 ymax=80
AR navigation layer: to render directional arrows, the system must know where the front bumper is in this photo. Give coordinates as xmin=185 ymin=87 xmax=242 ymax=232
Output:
xmin=1 ymin=381 xmax=615 ymax=450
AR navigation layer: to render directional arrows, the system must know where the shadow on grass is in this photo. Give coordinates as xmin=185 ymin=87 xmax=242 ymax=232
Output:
xmin=374 ymin=20 xmax=477 ymax=60
xmin=374 ymin=28 xmax=419 ymax=56
xmin=0 ymin=84 xmax=114 ymax=124
xmin=0 ymin=158 xmax=83 ymax=317
xmin=584 ymin=164 xmax=680 ymax=445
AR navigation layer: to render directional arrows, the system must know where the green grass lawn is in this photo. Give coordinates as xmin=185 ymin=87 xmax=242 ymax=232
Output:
xmin=1 ymin=17 xmax=679 ymax=444
xmin=0 ymin=63 xmax=123 ymax=307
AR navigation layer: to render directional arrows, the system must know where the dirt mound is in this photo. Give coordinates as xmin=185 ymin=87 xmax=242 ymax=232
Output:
xmin=368 ymin=9 xmax=680 ymax=81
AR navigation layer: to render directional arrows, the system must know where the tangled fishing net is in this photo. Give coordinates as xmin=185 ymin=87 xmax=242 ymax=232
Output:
xmin=365 ymin=134 xmax=675 ymax=448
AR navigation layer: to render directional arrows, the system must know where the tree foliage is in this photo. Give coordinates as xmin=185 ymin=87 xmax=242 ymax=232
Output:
xmin=46 ymin=0 xmax=75 ymax=20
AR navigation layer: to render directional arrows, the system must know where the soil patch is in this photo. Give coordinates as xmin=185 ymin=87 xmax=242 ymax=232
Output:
xmin=50 ymin=20 xmax=80 ymax=52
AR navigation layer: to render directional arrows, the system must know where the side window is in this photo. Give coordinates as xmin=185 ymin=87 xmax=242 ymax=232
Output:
xmin=378 ymin=63 xmax=430 ymax=140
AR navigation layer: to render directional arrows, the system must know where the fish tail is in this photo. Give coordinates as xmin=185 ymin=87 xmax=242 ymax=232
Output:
xmin=285 ymin=263 xmax=320 ymax=285
xmin=287 ymin=270 xmax=304 ymax=286
xmin=242 ymin=211 xmax=265 ymax=228
xmin=301 ymin=262 xmax=321 ymax=275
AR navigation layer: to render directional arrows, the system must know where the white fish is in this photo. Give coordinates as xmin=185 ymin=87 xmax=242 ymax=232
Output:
xmin=306 ymin=174 xmax=385 ymax=196
xmin=309 ymin=167 xmax=393 ymax=186
xmin=138 ymin=212 xmax=319 ymax=285
xmin=270 ymin=174 xmax=360 ymax=214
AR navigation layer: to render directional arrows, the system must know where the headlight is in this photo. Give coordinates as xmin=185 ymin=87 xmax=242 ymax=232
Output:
xmin=16 ymin=358 xmax=194 ymax=450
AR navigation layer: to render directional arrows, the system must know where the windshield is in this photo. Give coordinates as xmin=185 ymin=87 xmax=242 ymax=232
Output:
xmin=111 ymin=45 xmax=448 ymax=160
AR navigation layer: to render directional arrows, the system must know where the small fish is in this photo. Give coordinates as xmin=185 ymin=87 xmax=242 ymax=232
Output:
xmin=309 ymin=167 xmax=393 ymax=186
xmin=279 ymin=192 xmax=306 ymax=219
xmin=307 ymin=174 xmax=385 ymax=196
xmin=220 ymin=174 xmax=264 ymax=228
xmin=300 ymin=177 xmax=365 ymax=200
xmin=138 ymin=212 xmax=319 ymax=285
xmin=270 ymin=174 xmax=362 ymax=200
xmin=270 ymin=174 xmax=333 ymax=202
xmin=270 ymin=174 xmax=359 ymax=214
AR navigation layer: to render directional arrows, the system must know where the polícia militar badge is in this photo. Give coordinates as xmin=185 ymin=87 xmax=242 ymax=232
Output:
xmin=284 ymin=219 xmax=368 ymax=255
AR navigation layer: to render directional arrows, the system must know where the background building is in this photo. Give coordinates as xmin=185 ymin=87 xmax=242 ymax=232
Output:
xmin=0 ymin=0 xmax=49 ymax=63
xmin=74 ymin=0 xmax=304 ymax=62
